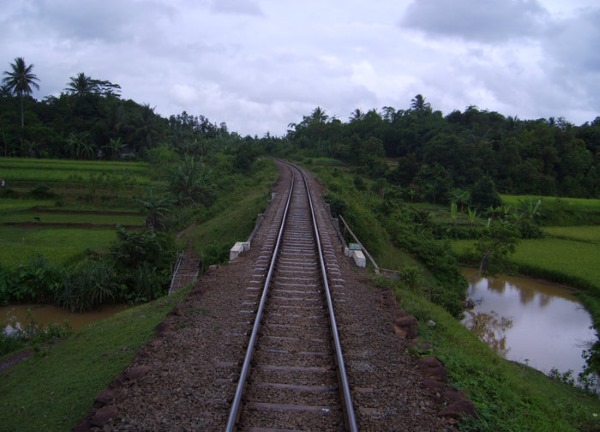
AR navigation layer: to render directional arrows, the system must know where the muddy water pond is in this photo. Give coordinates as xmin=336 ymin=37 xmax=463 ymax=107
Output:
xmin=1 ymin=303 xmax=128 ymax=335
xmin=462 ymin=269 xmax=596 ymax=378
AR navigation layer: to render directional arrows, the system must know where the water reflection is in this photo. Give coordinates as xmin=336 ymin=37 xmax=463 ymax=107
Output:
xmin=463 ymin=270 xmax=597 ymax=378
xmin=465 ymin=310 xmax=513 ymax=357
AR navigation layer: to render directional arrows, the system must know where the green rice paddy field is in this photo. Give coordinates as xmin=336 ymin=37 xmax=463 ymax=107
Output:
xmin=452 ymin=195 xmax=600 ymax=292
xmin=0 ymin=158 xmax=151 ymax=184
xmin=501 ymin=194 xmax=600 ymax=209
xmin=0 ymin=158 xmax=150 ymax=267
xmin=452 ymin=227 xmax=600 ymax=289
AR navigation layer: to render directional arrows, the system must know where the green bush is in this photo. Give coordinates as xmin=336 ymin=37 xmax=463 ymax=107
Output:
xmin=29 ymin=184 xmax=55 ymax=199
xmin=385 ymin=211 xmax=467 ymax=317
xmin=110 ymin=227 xmax=176 ymax=303
xmin=111 ymin=227 xmax=176 ymax=271
xmin=0 ymin=255 xmax=64 ymax=304
xmin=118 ymin=262 xmax=171 ymax=303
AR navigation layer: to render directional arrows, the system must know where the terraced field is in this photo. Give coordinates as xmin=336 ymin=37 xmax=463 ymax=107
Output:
xmin=0 ymin=158 xmax=150 ymax=266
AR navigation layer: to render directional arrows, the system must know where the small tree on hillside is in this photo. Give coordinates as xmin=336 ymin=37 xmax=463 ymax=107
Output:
xmin=470 ymin=176 xmax=502 ymax=211
xmin=473 ymin=221 xmax=520 ymax=276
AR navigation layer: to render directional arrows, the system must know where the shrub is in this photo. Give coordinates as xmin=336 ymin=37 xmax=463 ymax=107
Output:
xmin=29 ymin=184 xmax=56 ymax=199
xmin=470 ymin=176 xmax=502 ymax=211
xmin=10 ymin=255 xmax=64 ymax=304
xmin=473 ymin=222 xmax=520 ymax=276
xmin=385 ymin=210 xmax=467 ymax=317
xmin=124 ymin=262 xmax=170 ymax=303
xmin=110 ymin=227 xmax=176 ymax=303
xmin=57 ymin=258 xmax=117 ymax=312
xmin=111 ymin=227 xmax=176 ymax=271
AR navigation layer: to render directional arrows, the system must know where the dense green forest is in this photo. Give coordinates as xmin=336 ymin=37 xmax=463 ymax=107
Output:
xmin=287 ymin=99 xmax=600 ymax=200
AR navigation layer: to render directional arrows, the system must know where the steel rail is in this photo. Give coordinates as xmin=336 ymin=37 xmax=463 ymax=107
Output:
xmin=298 ymin=166 xmax=358 ymax=432
xmin=224 ymin=168 xmax=296 ymax=432
xmin=225 ymin=162 xmax=357 ymax=431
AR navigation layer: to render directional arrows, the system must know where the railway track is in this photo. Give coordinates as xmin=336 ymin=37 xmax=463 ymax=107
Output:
xmin=226 ymin=163 xmax=357 ymax=431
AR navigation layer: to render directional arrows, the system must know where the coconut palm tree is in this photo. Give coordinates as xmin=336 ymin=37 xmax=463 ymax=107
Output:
xmin=2 ymin=57 xmax=40 ymax=129
xmin=349 ymin=108 xmax=365 ymax=122
xmin=64 ymin=72 xmax=96 ymax=96
xmin=410 ymin=94 xmax=431 ymax=112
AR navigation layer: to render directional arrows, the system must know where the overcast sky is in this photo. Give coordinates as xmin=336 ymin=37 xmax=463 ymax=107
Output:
xmin=1 ymin=0 xmax=598 ymax=136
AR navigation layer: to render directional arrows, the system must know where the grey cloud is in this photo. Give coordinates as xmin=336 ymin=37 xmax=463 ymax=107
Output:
xmin=401 ymin=0 xmax=549 ymax=43
xmin=31 ymin=0 xmax=135 ymax=41
xmin=546 ymin=8 xmax=600 ymax=73
xmin=23 ymin=0 xmax=175 ymax=43
xmin=543 ymin=8 xmax=600 ymax=114
xmin=210 ymin=0 xmax=263 ymax=16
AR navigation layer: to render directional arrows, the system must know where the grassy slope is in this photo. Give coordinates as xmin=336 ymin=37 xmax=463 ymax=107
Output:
xmin=513 ymin=238 xmax=600 ymax=288
xmin=543 ymin=225 xmax=600 ymax=242
xmin=186 ymin=161 xmax=278 ymax=265
xmin=0 ymin=287 xmax=188 ymax=432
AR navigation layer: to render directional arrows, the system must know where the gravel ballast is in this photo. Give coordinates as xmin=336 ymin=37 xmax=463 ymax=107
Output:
xmin=76 ymin=162 xmax=466 ymax=431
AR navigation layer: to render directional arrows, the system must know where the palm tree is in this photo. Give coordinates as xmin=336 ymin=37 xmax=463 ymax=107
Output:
xmin=2 ymin=57 xmax=40 ymax=129
xmin=517 ymin=198 xmax=542 ymax=221
xmin=0 ymin=83 xmax=12 ymax=98
xmin=310 ymin=107 xmax=328 ymax=123
xmin=349 ymin=108 xmax=365 ymax=122
xmin=381 ymin=106 xmax=397 ymax=122
xmin=79 ymin=137 xmax=95 ymax=160
xmin=64 ymin=72 xmax=96 ymax=96
xmin=410 ymin=94 xmax=431 ymax=112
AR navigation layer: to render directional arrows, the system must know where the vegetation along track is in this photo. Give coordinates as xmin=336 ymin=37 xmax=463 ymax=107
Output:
xmin=226 ymin=162 xmax=357 ymax=431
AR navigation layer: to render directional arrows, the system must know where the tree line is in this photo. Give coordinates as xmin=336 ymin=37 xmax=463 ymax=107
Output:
xmin=1 ymin=57 xmax=235 ymax=161
xmin=2 ymin=57 xmax=599 ymax=200
xmin=287 ymin=96 xmax=600 ymax=199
